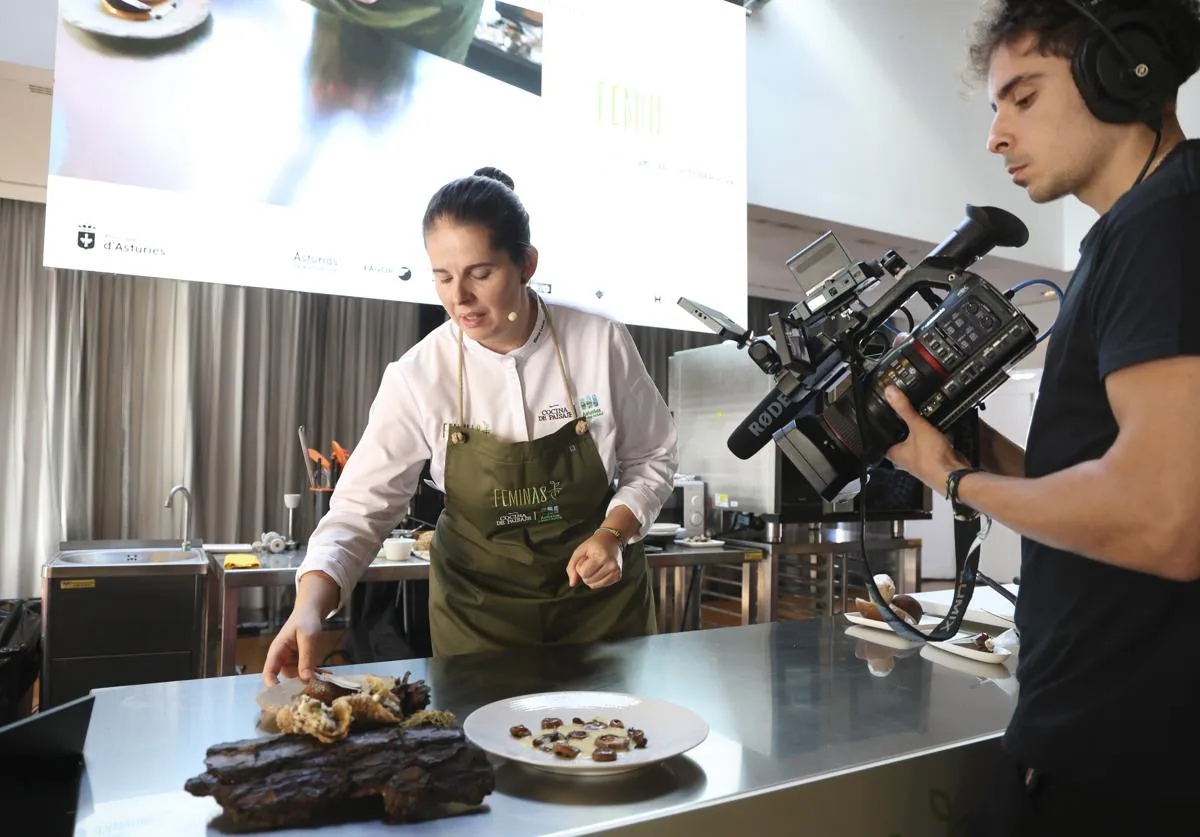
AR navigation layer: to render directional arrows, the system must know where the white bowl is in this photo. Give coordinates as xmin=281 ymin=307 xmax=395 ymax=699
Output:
xmin=383 ymin=537 xmax=415 ymax=561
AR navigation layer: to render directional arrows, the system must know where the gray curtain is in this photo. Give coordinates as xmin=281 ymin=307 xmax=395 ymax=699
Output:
xmin=0 ymin=198 xmax=420 ymax=599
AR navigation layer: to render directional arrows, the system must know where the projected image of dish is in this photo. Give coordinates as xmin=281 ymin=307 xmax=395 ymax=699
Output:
xmin=49 ymin=0 xmax=547 ymax=211
xmin=41 ymin=0 xmax=748 ymax=338
xmin=60 ymin=0 xmax=211 ymax=40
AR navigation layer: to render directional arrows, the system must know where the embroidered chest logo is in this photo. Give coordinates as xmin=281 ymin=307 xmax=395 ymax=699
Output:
xmin=537 ymin=405 xmax=573 ymax=423
xmin=442 ymin=421 xmax=492 ymax=439
xmin=579 ymin=394 xmax=603 ymax=419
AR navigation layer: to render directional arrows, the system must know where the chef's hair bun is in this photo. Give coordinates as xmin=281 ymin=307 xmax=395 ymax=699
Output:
xmin=473 ymin=166 xmax=515 ymax=191
xmin=424 ymin=166 xmax=531 ymax=267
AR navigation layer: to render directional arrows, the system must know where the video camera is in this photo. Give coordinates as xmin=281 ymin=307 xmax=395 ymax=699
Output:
xmin=680 ymin=204 xmax=1040 ymax=641
xmin=681 ymin=204 xmax=1039 ymax=503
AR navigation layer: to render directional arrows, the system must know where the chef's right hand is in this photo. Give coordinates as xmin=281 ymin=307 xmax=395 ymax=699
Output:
xmin=262 ymin=572 xmax=338 ymax=686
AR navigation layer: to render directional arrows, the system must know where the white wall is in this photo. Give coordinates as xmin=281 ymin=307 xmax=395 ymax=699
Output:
xmin=0 ymin=62 xmax=52 ymax=203
xmin=746 ymin=0 xmax=1200 ymax=276
xmin=747 ymin=0 xmax=1064 ymax=271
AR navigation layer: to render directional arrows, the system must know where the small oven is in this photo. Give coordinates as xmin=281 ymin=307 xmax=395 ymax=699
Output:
xmin=656 ymin=478 xmax=706 ymax=538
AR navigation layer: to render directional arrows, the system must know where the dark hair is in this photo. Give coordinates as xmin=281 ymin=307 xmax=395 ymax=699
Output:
xmin=967 ymin=0 xmax=1200 ymax=89
xmin=422 ymin=166 xmax=532 ymax=268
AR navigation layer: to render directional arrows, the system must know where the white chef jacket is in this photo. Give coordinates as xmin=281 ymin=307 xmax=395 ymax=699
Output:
xmin=297 ymin=297 xmax=679 ymax=609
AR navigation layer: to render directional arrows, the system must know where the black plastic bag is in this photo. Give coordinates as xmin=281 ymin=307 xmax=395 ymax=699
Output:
xmin=0 ymin=599 xmax=42 ymax=726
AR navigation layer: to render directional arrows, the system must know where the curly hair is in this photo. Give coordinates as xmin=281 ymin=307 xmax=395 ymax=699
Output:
xmin=967 ymin=0 xmax=1200 ymax=90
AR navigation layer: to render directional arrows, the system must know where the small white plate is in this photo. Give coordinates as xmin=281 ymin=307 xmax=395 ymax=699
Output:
xmin=462 ymin=691 xmax=708 ymax=776
xmin=673 ymin=538 xmax=725 ymax=548
xmin=61 ymin=0 xmax=211 ymax=40
xmin=844 ymin=610 xmax=945 ymax=635
xmin=929 ymin=633 xmax=1012 ymax=665
xmin=648 ymin=523 xmax=684 ymax=537
xmin=920 ymin=645 xmax=1014 ymax=679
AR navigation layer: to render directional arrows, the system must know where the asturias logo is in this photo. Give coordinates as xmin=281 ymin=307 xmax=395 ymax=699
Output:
xmin=580 ymin=394 xmax=604 ymax=419
xmin=77 ymin=224 xmax=96 ymax=250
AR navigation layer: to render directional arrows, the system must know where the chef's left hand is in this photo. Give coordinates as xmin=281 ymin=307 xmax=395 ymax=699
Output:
xmin=567 ymin=534 xmax=623 ymax=589
xmin=883 ymin=385 xmax=970 ymax=491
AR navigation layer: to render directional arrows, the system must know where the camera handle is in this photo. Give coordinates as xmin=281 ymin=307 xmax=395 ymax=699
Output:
xmin=847 ymin=356 xmax=996 ymax=642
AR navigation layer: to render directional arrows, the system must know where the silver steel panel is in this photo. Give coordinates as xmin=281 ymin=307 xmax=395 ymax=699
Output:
xmin=70 ymin=619 xmax=1016 ymax=836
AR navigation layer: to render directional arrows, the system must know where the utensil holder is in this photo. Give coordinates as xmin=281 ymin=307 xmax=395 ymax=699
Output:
xmin=309 ymin=488 xmax=332 ymax=543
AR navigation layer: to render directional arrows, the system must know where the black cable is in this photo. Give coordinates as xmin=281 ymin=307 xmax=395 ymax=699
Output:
xmin=1134 ymin=130 xmax=1163 ymax=188
xmin=680 ymin=565 xmax=705 ymax=630
xmin=845 ymin=343 xmax=976 ymax=643
xmin=975 ymin=571 xmax=1018 ymax=605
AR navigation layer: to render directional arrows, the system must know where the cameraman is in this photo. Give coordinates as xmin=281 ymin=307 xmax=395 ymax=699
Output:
xmin=881 ymin=1 xmax=1200 ymax=834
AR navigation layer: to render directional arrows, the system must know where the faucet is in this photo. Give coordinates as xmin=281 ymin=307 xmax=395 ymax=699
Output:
xmin=164 ymin=484 xmax=196 ymax=550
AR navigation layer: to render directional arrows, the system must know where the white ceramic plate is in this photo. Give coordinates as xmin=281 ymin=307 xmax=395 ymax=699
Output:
xmin=844 ymin=610 xmax=945 ymax=635
xmin=929 ymin=633 xmax=1012 ymax=666
xmin=920 ymin=645 xmax=1014 ymax=680
xmin=648 ymin=523 xmax=684 ymax=537
xmin=844 ymin=624 xmax=923 ymax=651
xmin=673 ymin=538 xmax=725 ymax=548
xmin=61 ymin=0 xmax=210 ymax=40
xmin=462 ymin=691 xmax=708 ymax=776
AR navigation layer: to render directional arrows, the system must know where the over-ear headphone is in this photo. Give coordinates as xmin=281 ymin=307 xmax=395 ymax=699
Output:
xmin=1064 ymin=0 xmax=1179 ymax=127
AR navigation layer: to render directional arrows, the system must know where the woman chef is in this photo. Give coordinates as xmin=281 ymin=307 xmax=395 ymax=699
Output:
xmin=263 ymin=167 xmax=679 ymax=683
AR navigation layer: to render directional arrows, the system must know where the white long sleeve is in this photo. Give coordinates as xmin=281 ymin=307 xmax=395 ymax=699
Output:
xmin=297 ymin=298 xmax=679 ymax=610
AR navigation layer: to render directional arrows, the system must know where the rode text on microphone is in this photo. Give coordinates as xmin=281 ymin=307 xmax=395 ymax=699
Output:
xmin=679 ymin=204 xmax=1038 ymax=641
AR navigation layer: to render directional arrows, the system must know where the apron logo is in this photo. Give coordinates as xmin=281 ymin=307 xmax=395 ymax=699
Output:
xmin=497 ymin=510 xmax=537 ymax=527
xmin=580 ymin=394 xmax=603 ymax=419
xmin=493 ymin=480 xmax=564 ymax=509
xmin=496 ymin=504 xmax=563 ymax=528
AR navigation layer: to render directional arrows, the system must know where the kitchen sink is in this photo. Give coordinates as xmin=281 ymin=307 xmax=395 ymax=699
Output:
xmin=44 ymin=540 xmax=209 ymax=579
xmin=58 ymin=549 xmax=201 ymax=565
xmin=40 ymin=539 xmax=211 ymax=709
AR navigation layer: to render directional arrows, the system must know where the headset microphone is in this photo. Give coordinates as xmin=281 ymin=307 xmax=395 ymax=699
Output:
xmin=508 ymin=311 xmax=518 ymax=322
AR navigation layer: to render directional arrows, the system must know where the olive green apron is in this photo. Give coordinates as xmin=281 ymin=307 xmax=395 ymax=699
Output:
xmin=427 ymin=298 xmax=657 ymax=656
xmin=299 ymin=0 xmax=484 ymax=63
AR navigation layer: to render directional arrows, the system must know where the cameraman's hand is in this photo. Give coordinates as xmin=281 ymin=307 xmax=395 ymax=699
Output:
xmin=883 ymin=385 xmax=971 ymax=492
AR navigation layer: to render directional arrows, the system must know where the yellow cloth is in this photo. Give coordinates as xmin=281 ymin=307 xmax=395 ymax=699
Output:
xmin=223 ymin=553 xmax=261 ymax=569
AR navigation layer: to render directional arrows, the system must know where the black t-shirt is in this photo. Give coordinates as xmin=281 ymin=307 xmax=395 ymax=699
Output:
xmin=1005 ymin=138 xmax=1200 ymax=785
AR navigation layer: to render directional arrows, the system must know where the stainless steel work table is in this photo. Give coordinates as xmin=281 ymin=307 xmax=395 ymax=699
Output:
xmin=70 ymin=618 xmax=1018 ymax=836
xmin=207 ymin=545 xmax=765 ymax=676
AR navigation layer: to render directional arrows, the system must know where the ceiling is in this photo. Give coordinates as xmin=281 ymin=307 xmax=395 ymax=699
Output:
xmin=746 ymin=203 xmax=1073 ymax=316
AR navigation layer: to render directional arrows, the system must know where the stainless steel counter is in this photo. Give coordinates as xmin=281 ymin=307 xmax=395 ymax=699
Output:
xmin=71 ymin=618 xmax=1018 ymax=836
xmin=206 ymin=545 xmax=765 ymax=675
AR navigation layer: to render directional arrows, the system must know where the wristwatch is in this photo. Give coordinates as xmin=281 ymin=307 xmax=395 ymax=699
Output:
xmin=945 ymin=468 xmax=983 ymax=521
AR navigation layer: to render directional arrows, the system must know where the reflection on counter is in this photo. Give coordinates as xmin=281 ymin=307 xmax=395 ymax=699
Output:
xmin=66 ymin=618 xmax=1016 ymax=837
